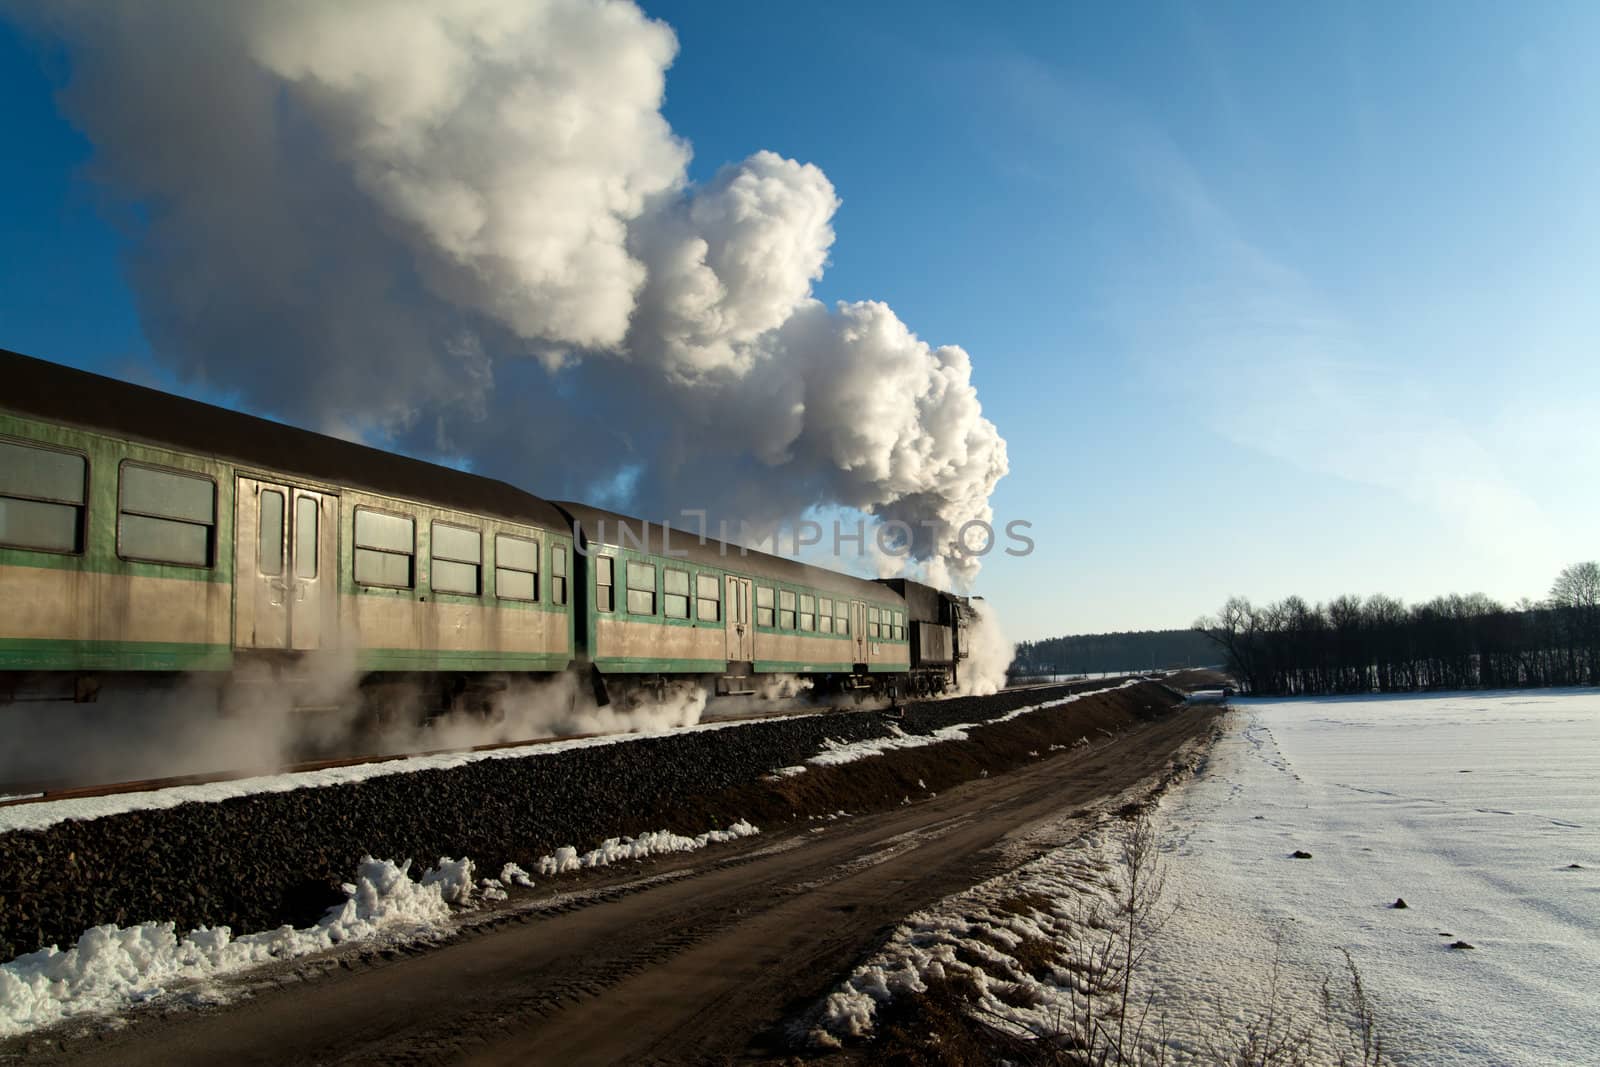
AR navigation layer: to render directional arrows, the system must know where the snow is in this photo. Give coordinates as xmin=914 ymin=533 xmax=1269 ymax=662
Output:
xmin=807 ymin=813 xmax=1140 ymax=1051
xmin=0 ymin=714 xmax=793 ymax=834
xmin=787 ymin=680 xmax=1140 ymax=773
xmin=809 ymin=690 xmax=1600 ymax=1065
xmin=0 ymin=681 xmax=1144 ymax=834
xmin=1145 ymin=690 xmax=1600 ymax=1067
xmin=0 ymin=819 xmax=759 ymax=1039
xmin=535 ymin=822 xmax=758 ymax=875
xmin=0 ymin=855 xmax=463 ymax=1038
xmin=499 ymin=862 xmax=535 ymax=888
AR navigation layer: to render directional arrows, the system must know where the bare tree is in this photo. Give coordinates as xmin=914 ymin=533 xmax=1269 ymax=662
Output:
xmin=1550 ymin=562 xmax=1600 ymax=611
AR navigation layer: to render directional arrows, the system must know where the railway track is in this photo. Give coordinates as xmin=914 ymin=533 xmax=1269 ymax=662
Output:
xmin=0 ymin=701 xmax=853 ymax=810
xmin=1 ymin=679 xmax=1153 ymax=810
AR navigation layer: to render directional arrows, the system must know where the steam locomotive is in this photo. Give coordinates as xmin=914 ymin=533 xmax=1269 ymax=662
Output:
xmin=0 ymin=348 xmax=975 ymax=716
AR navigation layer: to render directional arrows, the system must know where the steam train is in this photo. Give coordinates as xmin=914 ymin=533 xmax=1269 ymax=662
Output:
xmin=0 ymin=348 xmax=975 ymax=717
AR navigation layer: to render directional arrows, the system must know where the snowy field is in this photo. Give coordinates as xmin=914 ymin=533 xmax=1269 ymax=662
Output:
xmin=810 ymin=690 xmax=1598 ymax=1065
xmin=1149 ymin=690 xmax=1600 ymax=1066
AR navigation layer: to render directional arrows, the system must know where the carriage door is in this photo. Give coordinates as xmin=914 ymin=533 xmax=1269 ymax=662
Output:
xmin=851 ymin=601 xmax=867 ymax=663
xmin=725 ymin=576 xmax=753 ymax=662
xmin=234 ymin=477 xmax=339 ymax=650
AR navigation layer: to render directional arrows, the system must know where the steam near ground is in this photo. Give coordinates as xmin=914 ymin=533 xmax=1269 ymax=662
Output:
xmin=1 ymin=592 xmax=1010 ymax=786
xmin=0 ymin=665 xmax=853 ymax=788
xmin=955 ymin=600 xmax=1014 ymax=697
xmin=12 ymin=0 xmax=1009 ymax=585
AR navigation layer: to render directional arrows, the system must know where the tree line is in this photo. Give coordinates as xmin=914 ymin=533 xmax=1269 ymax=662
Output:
xmin=1194 ymin=562 xmax=1600 ymax=696
xmin=1012 ymin=628 xmax=1221 ymax=678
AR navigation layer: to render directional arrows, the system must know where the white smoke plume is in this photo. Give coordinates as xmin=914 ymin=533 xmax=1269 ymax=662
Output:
xmin=956 ymin=599 xmax=1014 ymax=697
xmin=12 ymin=0 xmax=1007 ymax=584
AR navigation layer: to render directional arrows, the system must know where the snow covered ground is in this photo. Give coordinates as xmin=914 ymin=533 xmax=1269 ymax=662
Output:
xmin=811 ymin=690 xmax=1600 ymax=1065
xmin=0 ymin=820 xmax=757 ymax=1039
xmin=1146 ymin=690 xmax=1600 ymax=1066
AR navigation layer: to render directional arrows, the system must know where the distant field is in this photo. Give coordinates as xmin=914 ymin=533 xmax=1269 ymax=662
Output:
xmin=1149 ymin=690 xmax=1600 ymax=1066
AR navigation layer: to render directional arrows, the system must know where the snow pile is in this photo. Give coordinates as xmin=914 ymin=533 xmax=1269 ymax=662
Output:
xmin=783 ymin=682 xmax=1138 ymax=774
xmin=807 ymin=817 xmax=1134 ymax=1048
xmin=536 ymin=821 xmax=759 ymax=875
xmin=0 ymin=818 xmax=760 ymax=1038
xmin=500 ymin=863 xmax=535 ymax=889
xmin=807 ymin=810 xmax=1367 ymax=1064
xmin=0 ymin=855 xmax=467 ymax=1038
xmin=806 ymin=723 xmax=976 ymax=768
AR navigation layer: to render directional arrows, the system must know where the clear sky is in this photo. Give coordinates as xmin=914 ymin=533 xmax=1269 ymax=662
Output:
xmin=2 ymin=1 xmax=1597 ymax=642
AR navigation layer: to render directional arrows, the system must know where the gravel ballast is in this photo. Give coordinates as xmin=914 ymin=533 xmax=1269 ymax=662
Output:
xmin=0 ymin=679 xmax=1157 ymax=960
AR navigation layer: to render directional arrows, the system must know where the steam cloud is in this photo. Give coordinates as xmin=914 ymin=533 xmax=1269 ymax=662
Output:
xmin=955 ymin=600 xmax=1013 ymax=697
xmin=16 ymin=0 xmax=1008 ymax=584
xmin=0 ymin=664 xmax=863 ymax=788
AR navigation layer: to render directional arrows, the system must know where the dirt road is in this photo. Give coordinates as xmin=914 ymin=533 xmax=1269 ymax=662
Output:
xmin=25 ymin=708 xmax=1216 ymax=1066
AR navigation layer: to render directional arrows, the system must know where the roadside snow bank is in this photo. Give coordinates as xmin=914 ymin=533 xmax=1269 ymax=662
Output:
xmin=0 ymin=819 xmax=759 ymax=1039
xmin=0 ymin=855 xmax=470 ymax=1038
xmin=535 ymin=821 xmax=759 ymax=875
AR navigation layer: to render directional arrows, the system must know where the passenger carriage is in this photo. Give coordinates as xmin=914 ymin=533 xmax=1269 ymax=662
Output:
xmin=556 ymin=503 xmax=911 ymax=704
xmin=0 ymin=348 xmax=968 ymax=725
xmin=0 ymin=349 xmax=574 ymax=713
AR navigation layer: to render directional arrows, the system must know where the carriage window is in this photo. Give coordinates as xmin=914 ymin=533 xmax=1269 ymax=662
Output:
xmin=431 ymin=521 xmax=481 ymax=595
xmin=756 ymin=585 xmax=775 ymax=627
xmin=595 ymin=554 xmax=615 ymax=611
xmin=295 ymin=497 xmax=319 ymax=578
xmin=896 ymin=611 xmax=906 ymax=640
xmin=354 ymin=508 xmax=415 ymax=588
xmin=779 ymin=589 xmax=796 ymax=630
xmin=626 ymin=559 xmax=656 ymax=615
xmin=697 ymin=573 xmax=721 ymax=621
xmin=869 ymin=606 xmax=881 ymax=639
xmin=799 ymin=593 xmax=816 ymax=631
xmin=258 ymin=490 xmax=284 ymax=576
xmin=664 ymin=567 xmax=690 ymax=619
xmin=818 ymin=597 xmax=833 ymax=633
xmin=495 ymin=533 xmax=539 ymax=602
xmin=837 ymin=602 xmax=850 ymax=635
xmin=118 ymin=464 xmax=215 ymax=567
xmin=552 ymin=544 xmax=569 ymax=605
xmin=0 ymin=440 xmax=87 ymax=554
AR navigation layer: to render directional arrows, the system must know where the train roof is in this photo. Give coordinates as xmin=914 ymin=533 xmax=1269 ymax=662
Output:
xmin=554 ymin=501 xmax=904 ymax=603
xmin=0 ymin=348 xmax=568 ymax=530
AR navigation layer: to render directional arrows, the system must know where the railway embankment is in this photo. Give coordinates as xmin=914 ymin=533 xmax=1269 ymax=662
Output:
xmin=0 ymin=679 xmax=1182 ymax=962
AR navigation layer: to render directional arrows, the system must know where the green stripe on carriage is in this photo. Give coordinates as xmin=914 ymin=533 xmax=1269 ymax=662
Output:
xmin=356 ymin=648 xmax=574 ymax=672
xmin=753 ymin=659 xmax=857 ymax=674
xmin=0 ymin=638 xmax=233 ymax=671
xmin=593 ymin=655 xmax=729 ymax=674
xmin=0 ymin=547 xmax=231 ymax=582
xmin=867 ymin=662 xmax=911 ymax=673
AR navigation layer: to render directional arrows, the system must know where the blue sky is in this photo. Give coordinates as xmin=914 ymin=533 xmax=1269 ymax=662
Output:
xmin=3 ymin=2 xmax=1597 ymax=641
